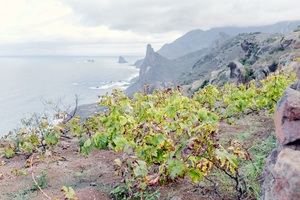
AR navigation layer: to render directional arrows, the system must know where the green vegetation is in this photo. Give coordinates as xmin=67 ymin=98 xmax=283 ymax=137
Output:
xmin=1 ymin=114 xmax=64 ymax=157
xmin=32 ymin=171 xmax=48 ymax=191
xmin=194 ymin=71 xmax=296 ymax=117
xmin=61 ymin=186 xmax=78 ymax=200
xmin=0 ymin=70 xmax=296 ymax=199
xmin=68 ymin=88 xmax=249 ymax=199
xmin=68 ymin=71 xmax=295 ymax=199
xmin=241 ymin=135 xmax=276 ymax=199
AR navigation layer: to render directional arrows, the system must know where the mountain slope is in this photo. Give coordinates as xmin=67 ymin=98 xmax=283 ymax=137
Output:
xmin=126 ymin=44 xmax=207 ymax=95
xmin=157 ymin=20 xmax=300 ymax=59
xmin=179 ymin=31 xmax=300 ymax=93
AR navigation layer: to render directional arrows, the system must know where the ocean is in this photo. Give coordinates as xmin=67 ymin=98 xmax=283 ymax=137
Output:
xmin=0 ymin=56 xmax=141 ymax=136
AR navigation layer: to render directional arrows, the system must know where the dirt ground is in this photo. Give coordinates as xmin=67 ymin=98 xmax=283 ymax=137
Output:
xmin=0 ymin=137 xmax=121 ymax=200
xmin=0 ymin=111 xmax=275 ymax=200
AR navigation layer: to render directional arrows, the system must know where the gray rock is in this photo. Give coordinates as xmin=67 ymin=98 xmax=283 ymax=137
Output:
xmin=228 ymin=61 xmax=245 ymax=83
xmin=190 ymin=79 xmax=206 ymax=93
xmin=118 ymin=56 xmax=128 ymax=63
xmin=75 ymin=103 xmax=106 ymax=121
xmin=126 ymin=44 xmax=201 ymax=95
xmin=133 ymin=59 xmax=144 ymax=68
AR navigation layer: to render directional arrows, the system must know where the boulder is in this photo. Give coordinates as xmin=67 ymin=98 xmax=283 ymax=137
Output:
xmin=262 ymin=148 xmax=300 ymax=200
xmin=274 ymin=87 xmax=300 ymax=145
xmin=261 ymin=148 xmax=280 ymax=200
xmin=263 ymin=78 xmax=300 ymax=199
xmin=228 ymin=61 xmax=245 ymax=83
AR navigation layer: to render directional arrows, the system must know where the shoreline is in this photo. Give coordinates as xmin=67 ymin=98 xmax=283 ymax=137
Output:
xmin=0 ymin=60 xmax=140 ymax=137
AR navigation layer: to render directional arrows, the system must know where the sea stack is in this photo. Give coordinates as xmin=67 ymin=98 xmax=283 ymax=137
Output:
xmin=118 ymin=56 xmax=128 ymax=63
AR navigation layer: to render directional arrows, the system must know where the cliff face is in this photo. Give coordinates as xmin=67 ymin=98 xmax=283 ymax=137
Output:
xmin=126 ymin=45 xmax=180 ymax=95
xmin=126 ymin=44 xmax=207 ymax=95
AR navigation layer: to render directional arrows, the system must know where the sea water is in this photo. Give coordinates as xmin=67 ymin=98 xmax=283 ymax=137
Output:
xmin=0 ymin=56 xmax=141 ymax=135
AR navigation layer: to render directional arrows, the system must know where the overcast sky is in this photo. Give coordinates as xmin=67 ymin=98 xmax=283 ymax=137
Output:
xmin=1 ymin=0 xmax=300 ymax=56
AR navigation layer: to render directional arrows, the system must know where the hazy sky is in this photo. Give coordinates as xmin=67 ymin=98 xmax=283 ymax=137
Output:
xmin=1 ymin=0 xmax=300 ymax=56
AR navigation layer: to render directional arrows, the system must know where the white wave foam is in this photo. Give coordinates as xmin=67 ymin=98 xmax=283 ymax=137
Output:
xmin=126 ymin=71 xmax=140 ymax=82
xmin=89 ymin=81 xmax=130 ymax=90
xmin=89 ymin=67 xmax=139 ymax=91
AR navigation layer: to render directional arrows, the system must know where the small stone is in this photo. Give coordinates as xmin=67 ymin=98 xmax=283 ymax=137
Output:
xmin=60 ymin=141 xmax=70 ymax=150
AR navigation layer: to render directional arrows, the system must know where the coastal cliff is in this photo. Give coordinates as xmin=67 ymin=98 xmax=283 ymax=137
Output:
xmin=129 ymin=29 xmax=300 ymax=95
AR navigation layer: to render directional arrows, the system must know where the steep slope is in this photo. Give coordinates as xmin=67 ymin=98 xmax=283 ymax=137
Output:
xmin=128 ymin=21 xmax=300 ymax=95
xmin=157 ymin=20 xmax=300 ymax=59
xmin=180 ymin=31 xmax=300 ymax=93
xmin=126 ymin=44 xmax=208 ymax=95
xmin=128 ymin=30 xmax=300 ymax=95
xmin=126 ymin=45 xmax=177 ymax=95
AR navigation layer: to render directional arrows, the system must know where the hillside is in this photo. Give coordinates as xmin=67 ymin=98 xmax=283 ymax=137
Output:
xmin=127 ymin=29 xmax=300 ymax=95
xmin=157 ymin=20 xmax=300 ymax=59
xmin=126 ymin=45 xmax=207 ymax=95
xmin=180 ymin=31 xmax=300 ymax=91
xmin=0 ymin=69 xmax=298 ymax=200
xmin=2 ymin=20 xmax=300 ymax=200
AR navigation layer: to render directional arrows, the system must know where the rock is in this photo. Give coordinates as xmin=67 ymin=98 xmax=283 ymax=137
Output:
xmin=241 ymin=39 xmax=259 ymax=64
xmin=294 ymin=62 xmax=300 ymax=79
xmin=262 ymin=80 xmax=300 ymax=200
xmin=209 ymin=68 xmax=230 ymax=85
xmin=190 ymin=79 xmax=206 ymax=92
xmin=118 ymin=56 xmax=128 ymax=63
xmin=228 ymin=61 xmax=245 ymax=83
xmin=261 ymin=148 xmax=280 ymax=200
xmin=262 ymin=148 xmax=300 ymax=200
xmin=133 ymin=59 xmax=144 ymax=68
xmin=292 ymin=80 xmax=300 ymax=91
xmin=59 ymin=141 xmax=71 ymax=150
xmin=254 ymin=68 xmax=269 ymax=80
xmin=268 ymin=62 xmax=278 ymax=73
xmin=74 ymin=104 xmax=107 ymax=121
xmin=126 ymin=44 xmax=181 ymax=95
xmin=280 ymin=38 xmax=295 ymax=49
xmin=180 ymin=84 xmax=192 ymax=96
xmin=274 ymin=87 xmax=300 ymax=145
